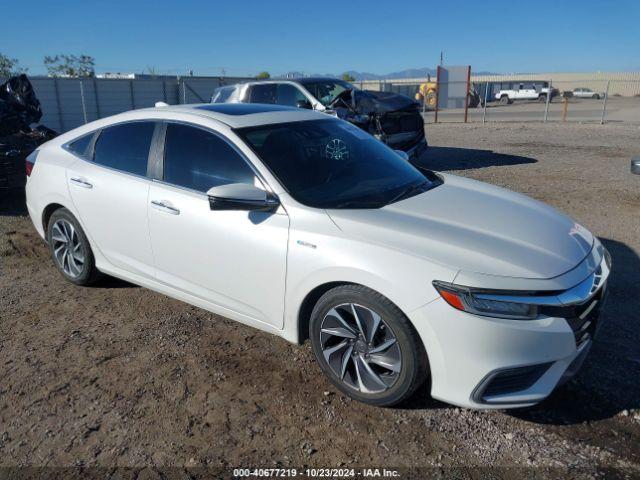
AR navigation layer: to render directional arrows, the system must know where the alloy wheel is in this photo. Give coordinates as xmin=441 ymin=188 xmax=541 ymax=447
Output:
xmin=320 ymin=303 xmax=402 ymax=394
xmin=51 ymin=219 xmax=85 ymax=278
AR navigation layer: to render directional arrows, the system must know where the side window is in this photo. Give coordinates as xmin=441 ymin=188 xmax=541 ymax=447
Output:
xmin=67 ymin=133 xmax=94 ymax=158
xmin=249 ymin=84 xmax=277 ymax=104
xmin=275 ymin=84 xmax=307 ymax=106
xmin=163 ymin=123 xmax=257 ymax=192
xmin=93 ymin=122 xmax=155 ymax=176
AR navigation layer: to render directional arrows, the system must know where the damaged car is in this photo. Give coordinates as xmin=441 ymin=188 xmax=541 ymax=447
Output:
xmin=0 ymin=74 xmax=57 ymax=192
xmin=211 ymin=78 xmax=427 ymax=160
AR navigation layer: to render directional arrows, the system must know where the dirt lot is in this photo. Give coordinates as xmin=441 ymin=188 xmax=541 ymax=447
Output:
xmin=1 ymin=122 xmax=639 ymax=477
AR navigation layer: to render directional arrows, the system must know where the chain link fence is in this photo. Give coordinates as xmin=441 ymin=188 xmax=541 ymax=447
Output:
xmin=4 ymin=75 xmax=640 ymax=133
xmin=0 ymin=76 xmax=253 ymax=133
xmin=356 ymin=78 xmax=640 ymax=124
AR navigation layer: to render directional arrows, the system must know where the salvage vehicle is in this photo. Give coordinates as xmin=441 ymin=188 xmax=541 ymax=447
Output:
xmin=211 ymin=78 xmax=427 ymax=160
xmin=0 ymin=74 xmax=57 ymax=191
xmin=495 ymin=82 xmax=558 ymax=104
xmin=26 ymin=103 xmax=610 ymax=409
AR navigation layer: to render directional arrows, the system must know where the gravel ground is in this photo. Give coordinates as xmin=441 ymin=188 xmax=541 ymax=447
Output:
xmin=1 ymin=122 xmax=639 ymax=478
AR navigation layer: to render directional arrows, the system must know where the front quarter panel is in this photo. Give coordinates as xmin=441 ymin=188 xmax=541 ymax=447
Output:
xmin=282 ymin=202 xmax=458 ymax=343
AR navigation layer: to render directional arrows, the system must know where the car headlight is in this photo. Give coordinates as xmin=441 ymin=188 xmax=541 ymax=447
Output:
xmin=432 ymin=281 xmax=538 ymax=320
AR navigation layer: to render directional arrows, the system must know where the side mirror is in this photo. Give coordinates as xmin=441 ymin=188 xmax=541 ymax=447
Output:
xmin=394 ymin=150 xmax=410 ymax=162
xmin=207 ymin=183 xmax=280 ymax=212
xmin=632 ymin=157 xmax=640 ymax=175
xmin=296 ymin=99 xmax=313 ymax=109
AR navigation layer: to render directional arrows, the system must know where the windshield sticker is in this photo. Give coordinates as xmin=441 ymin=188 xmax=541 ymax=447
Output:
xmin=337 ymin=122 xmax=370 ymax=140
xmin=325 ymin=138 xmax=350 ymax=161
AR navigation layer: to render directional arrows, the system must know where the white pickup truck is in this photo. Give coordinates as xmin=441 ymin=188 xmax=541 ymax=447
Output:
xmin=495 ymin=83 xmax=556 ymax=104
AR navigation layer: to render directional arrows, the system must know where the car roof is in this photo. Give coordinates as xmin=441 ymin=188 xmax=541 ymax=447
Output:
xmin=140 ymin=103 xmax=330 ymax=128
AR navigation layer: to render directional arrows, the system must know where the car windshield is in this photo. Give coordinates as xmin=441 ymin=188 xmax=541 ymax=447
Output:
xmin=301 ymin=80 xmax=357 ymax=106
xmin=237 ymin=119 xmax=437 ymax=209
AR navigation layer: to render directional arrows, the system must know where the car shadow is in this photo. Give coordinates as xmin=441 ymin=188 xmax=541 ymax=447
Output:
xmin=414 ymin=146 xmax=537 ymax=171
xmin=508 ymin=238 xmax=640 ymax=425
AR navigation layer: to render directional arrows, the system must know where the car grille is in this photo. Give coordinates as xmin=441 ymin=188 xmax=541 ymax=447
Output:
xmin=539 ymin=265 xmax=606 ymax=348
xmin=378 ymin=111 xmax=423 ymax=135
xmin=565 ymin=286 xmax=604 ymax=347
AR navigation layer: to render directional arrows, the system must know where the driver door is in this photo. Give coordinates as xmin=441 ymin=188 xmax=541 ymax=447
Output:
xmin=147 ymin=122 xmax=289 ymax=328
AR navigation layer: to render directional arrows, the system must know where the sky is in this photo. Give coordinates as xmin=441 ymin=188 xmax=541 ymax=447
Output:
xmin=2 ymin=0 xmax=639 ymax=77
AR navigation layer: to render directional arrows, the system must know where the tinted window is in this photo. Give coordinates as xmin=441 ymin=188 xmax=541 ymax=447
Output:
xmin=249 ymin=84 xmax=277 ymax=104
xmin=67 ymin=134 xmax=93 ymax=158
xmin=93 ymin=122 xmax=155 ymax=176
xmin=163 ymin=123 xmax=256 ymax=192
xmin=238 ymin=119 xmax=435 ymax=209
xmin=275 ymin=84 xmax=308 ymax=106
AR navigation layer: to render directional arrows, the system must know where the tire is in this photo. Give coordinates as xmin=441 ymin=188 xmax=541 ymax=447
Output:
xmin=309 ymin=284 xmax=429 ymax=407
xmin=423 ymin=91 xmax=437 ymax=110
xmin=499 ymin=95 xmax=510 ymax=105
xmin=592 ymin=94 xmax=599 ymax=99
xmin=538 ymin=94 xmax=547 ymax=103
xmin=46 ymin=207 xmax=101 ymax=286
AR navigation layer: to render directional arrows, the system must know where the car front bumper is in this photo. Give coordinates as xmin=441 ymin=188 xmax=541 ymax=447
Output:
xmin=408 ymin=255 xmax=609 ymax=409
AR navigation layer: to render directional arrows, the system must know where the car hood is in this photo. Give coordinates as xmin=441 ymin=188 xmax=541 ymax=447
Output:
xmin=333 ymin=89 xmax=420 ymax=115
xmin=326 ymin=174 xmax=593 ymax=280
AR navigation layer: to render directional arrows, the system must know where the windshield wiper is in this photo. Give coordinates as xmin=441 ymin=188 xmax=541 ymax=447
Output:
xmin=386 ymin=180 xmax=430 ymax=205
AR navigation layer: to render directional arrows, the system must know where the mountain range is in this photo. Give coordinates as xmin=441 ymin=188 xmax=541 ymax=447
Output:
xmin=277 ymin=67 xmax=496 ymax=80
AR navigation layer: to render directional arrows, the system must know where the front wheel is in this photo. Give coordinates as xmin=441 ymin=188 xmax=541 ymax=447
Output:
xmin=592 ymin=94 xmax=600 ymax=99
xmin=309 ymin=285 xmax=429 ymax=406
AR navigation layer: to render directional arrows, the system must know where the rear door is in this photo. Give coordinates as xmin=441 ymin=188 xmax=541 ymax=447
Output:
xmin=147 ymin=122 xmax=289 ymax=327
xmin=66 ymin=121 xmax=157 ymax=279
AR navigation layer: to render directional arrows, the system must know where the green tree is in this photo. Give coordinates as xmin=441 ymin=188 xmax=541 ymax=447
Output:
xmin=43 ymin=54 xmax=95 ymax=77
xmin=256 ymin=71 xmax=271 ymax=79
xmin=341 ymin=72 xmax=356 ymax=82
xmin=0 ymin=53 xmax=27 ymax=78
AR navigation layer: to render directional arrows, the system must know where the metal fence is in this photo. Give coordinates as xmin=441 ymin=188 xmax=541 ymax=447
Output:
xmin=3 ymin=76 xmax=253 ymax=133
xmin=5 ymin=75 xmax=640 ymax=133
xmin=356 ymin=78 xmax=640 ymax=124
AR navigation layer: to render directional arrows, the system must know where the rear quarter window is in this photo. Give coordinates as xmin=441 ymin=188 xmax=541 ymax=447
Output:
xmin=66 ymin=134 xmax=94 ymax=159
xmin=93 ymin=122 xmax=155 ymax=177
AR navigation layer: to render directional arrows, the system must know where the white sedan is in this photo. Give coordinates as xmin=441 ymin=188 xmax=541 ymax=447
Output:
xmin=572 ymin=88 xmax=605 ymax=99
xmin=25 ymin=103 xmax=610 ymax=408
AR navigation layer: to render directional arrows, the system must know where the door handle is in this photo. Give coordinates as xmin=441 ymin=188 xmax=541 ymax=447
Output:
xmin=150 ymin=200 xmax=180 ymax=215
xmin=70 ymin=177 xmax=93 ymax=189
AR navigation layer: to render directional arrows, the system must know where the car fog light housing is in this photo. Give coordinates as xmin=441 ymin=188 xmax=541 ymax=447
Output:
xmin=433 ymin=281 xmax=538 ymax=320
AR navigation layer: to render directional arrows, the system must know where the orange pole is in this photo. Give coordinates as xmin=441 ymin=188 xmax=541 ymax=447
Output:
xmin=562 ymin=96 xmax=569 ymax=122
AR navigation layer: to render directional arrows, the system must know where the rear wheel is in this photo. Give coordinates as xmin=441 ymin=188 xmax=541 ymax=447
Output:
xmin=538 ymin=94 xmax=547 ymax=102
xmin=46 ymin=208 xmax=101 ymax=285
xmin=499 ymin=95 xmax=510 ymax=105
xmin=592 ymin=94 xmax=600 ymax=99
xmin=309 ymin=285 xmax=428 ymax=406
